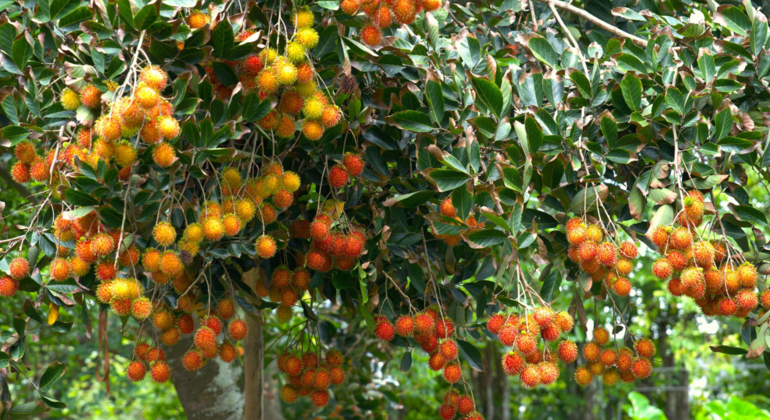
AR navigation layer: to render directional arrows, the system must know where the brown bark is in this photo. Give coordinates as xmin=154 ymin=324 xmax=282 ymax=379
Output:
xmin=243 ymin=268 xmax=284 ymax=420
xmin=165 ymin=334 xmax=244 ymax=420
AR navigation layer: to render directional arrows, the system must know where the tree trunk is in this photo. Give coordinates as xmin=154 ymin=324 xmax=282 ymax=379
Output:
xmin=165 ymin=334 xmax=244 ymax=420
xmin=242 ymin=268 xmax=284 ymax=420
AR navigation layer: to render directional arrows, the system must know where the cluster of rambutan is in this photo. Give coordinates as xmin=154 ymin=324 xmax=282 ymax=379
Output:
xmin=202 ymin=9 xmax=343 ymax=141
xmin=125 ymin=299 xmax=249 ymax=383
xmin=253 ymin=264 xmax=312 ymax=323
xmin=649 ymin=191 xmax=769 ymax=318
xmin=572 ymin=327 xmax=656 ymax=387
xmin=565 ymin=217 xmax=639 ymax=297
xmin=430 ymin=196 xmax=481 ymax=246
xmin=277 ymin=349 xmax=345 ymax=408
xmin=339 ymin=0 xmax=443 ymax=46
xmin=65 ymin=66 xmax=179 ymax=173
xmin=439 ymin=390 xmax=484 ymax=420
xmin=487 ymin=307 xmax=574 ymax=389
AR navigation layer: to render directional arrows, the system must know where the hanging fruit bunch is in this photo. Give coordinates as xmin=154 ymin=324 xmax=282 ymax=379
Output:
xmin=649 ymin=190 xmax=768 ymax=318
xmin=428 ymin=196 xmax=480 ymax=246
xmin=277 ymin=348 xmax=346 ymax=408
xmin=339 ymin=0 xmax=444 ymax=46
xmin=563 ymin=216 xmax=639 ymax=297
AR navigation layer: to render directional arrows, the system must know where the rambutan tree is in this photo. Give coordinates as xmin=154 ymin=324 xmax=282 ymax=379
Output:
xmin=0 ymin=0 xmax=770 ymax=418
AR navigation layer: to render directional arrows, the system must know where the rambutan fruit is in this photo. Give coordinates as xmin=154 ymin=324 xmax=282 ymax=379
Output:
xmin=738 ymin=262 xmax=757 ymax=288
xmin=130 ymin=297 xmax=152 ymax=320
xmin=306 ymin=250 xmax=327 ymax=270
xmin=540 ymin=323 xmax=561 ymax=342
xmin=374 ymin=319 xmax=396 ymax=341
xmin=577 ymin=241 xmax=597 ymax=262
xmin=439 ymin=404 xmax=455 ymax=420
xmin=718 ymin=297 xmax=738 ymax=316
xmin=30 ymin=160 xmax=50 ymax=182
xmin=146 ymin=346 xmax=165 ymax=362
xmin=152 ymin=142 xmax=176 ymax=168
xmin=326 ymin=349 xmax=343 ymax=367
xmin=136 ymin=84 xmax=160 ymax=109
xmin=423 ymin=0 xmax=441 ymax=11
xmin=0 ymin=276 xmax=19 ymax=297
xmin=613 ymin=277 xmax=632 ymax=296
xmin=761 ymin=290 xmax=770 ymax=309
xmin=413 ymin=313 xmax=435 ymax=335
xmin=203 ymin=316 xmax=224 ymax=336
xmin=520 ymin=364 xmax=541 ymax=389
xmin=14 ymin=140 xmax=37 ymax=165
xmin=557 ymin=340 xmax=578 ymax=363
xmin=435 ymin=318 xmax=455 ymax=338
xmin=574 ymin=366 xmax=593 ymax=386
xmin=296 ymin=28 xmax=319 ymax=49
xmin=160 ymin=326 xmax=181 ymax=346
xmin=567 ymin=225 xmax=587 ymax=245
xmin=215 ymin=299 xmax=236 ymax=320
xmin=395 ymin=315 xmax=414 ymax=337
xmin=258 ymin=110 xmax=278 ymax=130
xmin=219 ymin=341 xmax=237 ymax=363
xmin=651 ymin=226 xmax=670 ymax=249
xmin=632 ymin=358 xmax=652 ymax=379
xmin=127 ymin=360 xmax=147 ymax=382
xmin=90 ymin=234 xmax=115 ymax=258
xmin=153 ymin=222 xmax=177 ymax=247
xmin=669 ymin=227 xmax=691 ymax=250
xmin=498 ymin=324 xmax=517 ymax=347
xmin=652 ymin=258 xmax=673 ymax=280
xmin=176 ymin=313 xmax=194 ymax=334
xmin=597 ymin=242 xmax=616 ymax=266
xmin=80 ymin=85 xmax=102 ymax=109
xmin=321 ymin=105 xmax=342 ymax=128
xmin=487 ymin=314 xmax=505 ymax=334
xmin=692 ymin=241 xmax=715 ymax=268
xmin=194 ymin=326 xmax=218 ymax=351
xmin=340 ymin=0 xmax=361 ymax=14
xmin=736 ymin=290 xmax=758 ymax=311
xmin=456 ymin=395 xmax=475 ymax=415
xmin=443 ymin=362 xmax=462 ymax=383
xmin=140 ymin=65 xmax=168 ymax=92
xmin=111 ymin=299 xmax=132 ymax=316
xmin=593 ymin=327 xmax=610 ymax=345
xmin=11 ymin=162 xmax=31 ymax=184
xmin=302 ymin=120 xmax=324 ymax=141
xmin=515 ymin=333 xmax=537 ymax=355
xmin=202 ymin=217 xmax=225 ymax=242
xmin=158 ymin=116 xmax=180 ymax=139
xmin=61 ymin=88 xmax=81 ymax=110
xmin=285 ymin=355 xmax=302 ymax=376
xmin=256 ymin=69 xmax=279 ymax=95
xmin=583 ymin=341 xmax=601 ymax=362
xmin=440 ymin=339 xmax=459 ymax=360
xmin=681 ymin=266 xmax=704 ymax=289
xmin=539 ymin=362 xmax=560 ymax=385
xmin=619 ymin=241 xmax=638 ymax=259
xmin=186 ymin=10 xmax=210 ymax=29
xmin=150 ymin=362 xmax=171 ymax=383
xmin=158 ymin=250 xmax=183 ymax=277
xmin=360 ymin=25 xmax=381 ymax=46
xmin=182 ymin=350 xmax=203 ymax=372
xmin=49 ymin=258 xmax=70 ymax=281
xmin=311 ymin=389 xmax=329 ymax=408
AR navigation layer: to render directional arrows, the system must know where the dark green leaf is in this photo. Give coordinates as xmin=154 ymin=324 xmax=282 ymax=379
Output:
xmin=527 ymin=37 xmax=559 ymax=67
xmin=39 ymin=362 xmax=66 ymax=392
xmin=431 ymin=169 xmax=469 ymax=191
xmin=426 ymin=80 xmax=444 ymax=124
xmin=468 ymin=229 xmax=507 ymax=247
xmin=621 ymin=73 xmax=642 ymax=111
xmin=470 ymin=77 xmax=503 ymax=119
xmin=457 ymin=340 xmax=483 ymax=371
xmin=389 ymin=110 xmax=433 ymax=132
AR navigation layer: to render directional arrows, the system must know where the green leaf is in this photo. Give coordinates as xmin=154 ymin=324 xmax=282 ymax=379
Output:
xmin=709 ymin=345 xmax=747 ymax=355
xmin=0 ymin=351 xmax=9 ymax=368
xmin=734 ymin=205 xmax=768 ymax=225
xmin=212 ymin=62 xmax=239 ymax=87
xmin=134 ymin=4 xmax=159 ymax=30
xmin=568 ymin=69 xmax=591 ymax=98
xmin=8 ymin=401 xmax=47 ymax=417
xmin=400 ymin=351 xmax=412 ymax=372
xmin=425 ymin=80 xmax=445 ymax=124
xmin=116 ymin=0 xmax=134 ymax=29
xmin=470 ymin=77 xmax=503 ymax=120
xmin=540 ymin=266 xmax=561 ymax=302
xmin=468 ymin=229 xmax=507 ymax=247
xmin=698 ymin=53 xmax=716 ymax=83
xmin=527 ymin=37 xmax=559 ymax=67
xmin=616 ymin=53 xmax=647 ymax=74
xmin=389 ymin=110 xmax=433 ymax=132
xmin=621 ymin=73 xmax=642 ymax=111
xmin=457 ymin=340 xmax=483 ymax=371
xmin=383 ymin=191 xmax=434 ymax=207
xmin=12 ymin=38 xmax=32 ymax=70
xmin=568 ymin=185 xmax=608 ymax=214
xmin=714 ymin=109 xmax=732 ymax=141
xmin=64 ymin=189 xmax=99 ymax=206
xmin=665 ymin=87 xmax=685 ymax=116
xmin=600 ymin=116 xmax=617 ymax=148
xmin=442 ymin=155 xmax=468 ymax=174
xmin=212 ymin=21 xmax=234 ymax=58
xmin=430 ymin=169 xmax=469 ymax=191
xmin=716 ymin=6 xmax=751 ymax=36
xmin=3 ymin=125 xmax=30 ymax=145
xmin=58 ymin=7 xmax=91 ymax=29
xmin=39 ymin=362 xmax=66 ymax=392
xmin=502 ymin=167 xmax=522 ymax=192
xmin=453 ymin=186 xmax=473 ymax=221
xmin=49 ymin=0 xmax=78 ymax=20
xmin=751 ymin=19 xmax=768 ymax=56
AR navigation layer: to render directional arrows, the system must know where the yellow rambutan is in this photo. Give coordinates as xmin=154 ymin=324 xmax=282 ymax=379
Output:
xmin=302 ymin=120 xmax=324 ymax=141
xmin=61 ymin=88 xmax=81 ymax=110
xmin=152 ymin=142 xmax=176 ymax=168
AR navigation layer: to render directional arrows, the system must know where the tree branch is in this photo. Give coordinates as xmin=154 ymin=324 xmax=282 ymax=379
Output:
xmin=537 ymin=0 xmax=648 ymax=48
